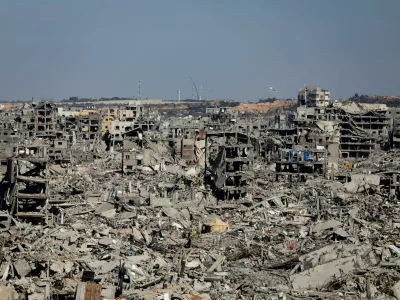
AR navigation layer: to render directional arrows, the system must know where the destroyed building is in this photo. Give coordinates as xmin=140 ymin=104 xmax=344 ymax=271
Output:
xmin=205 ymin=107 xmax=258 ymax=200
xmin=2 ymin=89 xmax=400 ymax=300
xmin=205 ymin=130 xmax=257 ymax=200
xmin=295 ymin=91 xmax=389 ymax=159
xmin=389 ymin=108 xmax=400 ymax=149
xmin=273 ymin=87 xmax=390 ymax=183
xmin=110 ymin=101 xmax=157 ymax=145
xmin=3 ymin=155 xmax=50 ymax=220
xmin=297 ymin=86 xmax=331 ymax=107
xmin=205 ymin=106 xmax=237 ymax=130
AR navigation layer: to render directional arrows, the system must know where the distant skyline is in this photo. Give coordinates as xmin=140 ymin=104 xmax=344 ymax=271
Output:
xmin=0 ymin=0 xmax=399 ymax=101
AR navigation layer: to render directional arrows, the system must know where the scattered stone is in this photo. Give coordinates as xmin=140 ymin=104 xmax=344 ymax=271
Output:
xmin=98 ymin=238 xmax=114 ymax=246
xmin=13 ymin=259 xmax=31 ymax=278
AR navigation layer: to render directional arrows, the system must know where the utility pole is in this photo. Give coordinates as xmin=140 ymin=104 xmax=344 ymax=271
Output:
xmin=138 ymin=80 xmax=142 ymax=100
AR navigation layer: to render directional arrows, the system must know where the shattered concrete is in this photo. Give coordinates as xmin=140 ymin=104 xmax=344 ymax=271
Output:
xmin=2 ymin=90 xmax=400 ymax=299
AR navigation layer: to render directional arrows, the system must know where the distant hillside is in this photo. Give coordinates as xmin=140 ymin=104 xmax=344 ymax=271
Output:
xmin=258 ymin=97 xmax=294 ymax=103
xmin=349 ymin=94 xmax=400 ymax=107
xmin=233 ymin=100 xmax=296 ymax=114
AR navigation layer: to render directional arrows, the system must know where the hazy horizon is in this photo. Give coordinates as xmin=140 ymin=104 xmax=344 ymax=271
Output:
xmin=1 ymin=0 xmax=399 ymax=101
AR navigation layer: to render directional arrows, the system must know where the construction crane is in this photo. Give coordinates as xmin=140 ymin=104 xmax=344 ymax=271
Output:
xmin=189 ymin=77 xmax=200 ymax=100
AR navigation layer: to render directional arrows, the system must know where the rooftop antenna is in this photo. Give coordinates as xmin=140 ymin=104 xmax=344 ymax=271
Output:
xmin=189 ymin=77 xmax=200 ymax=100
xmin=138 ymin=80 xmax=142 ymax=100
xmin=304 ymin=85 xmax=307 ymax=102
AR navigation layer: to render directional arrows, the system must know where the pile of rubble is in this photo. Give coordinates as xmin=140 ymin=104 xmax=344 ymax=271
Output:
xmin=1 ymin=158 xmax=400 ymax=300
xmin=3 ymin=87 xmax=400 ymax=299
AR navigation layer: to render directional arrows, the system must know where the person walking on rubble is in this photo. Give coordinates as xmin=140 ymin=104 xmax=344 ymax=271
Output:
xmin=184 ymin=230 xmax=197 ymax=248
xmin=116 ymin=261 xmax=126 ymax=297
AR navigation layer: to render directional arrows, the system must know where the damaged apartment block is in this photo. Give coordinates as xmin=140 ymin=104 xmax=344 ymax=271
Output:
xmin=162 ymin=117 xmax=205 ymax=163
xmin=275 ymin=86 xmax=390 ymax=181
xmin=1 ymin=155 xmax=50 ymax=221
xmin=205 ymin=106 xmax=257 ymax=200
xmin=123 ymin=104 xmax=207 ymax=172
xmin=388 ymin=108 xmax=400 ymax=149
xmin=34 ymin=102 xmax=58 ymax=138
xmin=296 ymin=87 xmax=389 ymax=159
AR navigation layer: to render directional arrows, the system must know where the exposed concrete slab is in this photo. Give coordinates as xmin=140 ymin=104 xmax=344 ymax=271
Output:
xmin=150 ymin=195 xmax=171 ymax=207
xmin=51 ymin=230 xmax=79 ymax=240
xmin=162 ymin=207 xmax=179 ymax=218
xmin=99 ymin=261 xmax=119 ymax=274
xmin=14 ymin=259 xmax=31 ymax=277
xmin=95 ymin=202 xmax=115 ymax=213
xmin=393 ymin=280 xmax=400 ymax=299
xmin=100 ymin=209 xmax=116 ymax=218
xmin=290 ymin=255 xmax=357 ymax=290
xmin=101 ymin=286 xmax=116 ymax=299
xmin=98 ymin=238 xmax=114 ymax=246
xmin=119 ymin=212 xmax=136 ymax=219
xmin=312 ymin=220 xmax=341 ymax=234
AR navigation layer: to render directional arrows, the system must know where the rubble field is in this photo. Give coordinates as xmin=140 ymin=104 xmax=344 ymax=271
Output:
xmin=2 ymin=88 xmax=400 ymax=299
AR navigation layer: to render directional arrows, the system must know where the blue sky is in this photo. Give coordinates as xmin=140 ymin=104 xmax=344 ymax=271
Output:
xmin=0 ymin=0 xmax=399 ymax=101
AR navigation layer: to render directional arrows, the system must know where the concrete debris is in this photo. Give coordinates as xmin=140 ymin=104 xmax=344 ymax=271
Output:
xmin=95 ymin=202 xmax=115 ymax=213
xmin=99 ymin=208 xmax=116 ymax=219
xmin=393 ymin=281 xmax=400 ymax=299
xmin=0 ymin=286 xmax=18 ymax=300
xmin=194 ymin=280 xmax=212 ymax=292
xmin=312 ymin=219 xmax=342 ymax=234
xmin=98 ymin=238 xmax=114 ymax=246
xmin=291 ymin=255 xmax=358 ymax=290
xmin=150 ymin=195 xmax=171 ymax=207
xmin=101 ymin=286 xmax=116 ymax=299
xmin=1 ymin=92 xmax=400 ymax=299
xmin=13 ymin=259 xmax=31 ymax=278
xmin=206 ymin=255 xmax=225 ymax=273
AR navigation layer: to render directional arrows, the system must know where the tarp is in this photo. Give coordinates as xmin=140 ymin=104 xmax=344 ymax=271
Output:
xmin=304 ymin=151 xmax=309 ymax=161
